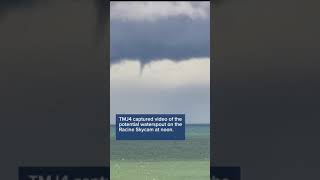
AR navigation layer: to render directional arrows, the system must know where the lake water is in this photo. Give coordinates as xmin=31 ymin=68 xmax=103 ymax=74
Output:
xmin=110 ymin=124 xmax=210 ymax=180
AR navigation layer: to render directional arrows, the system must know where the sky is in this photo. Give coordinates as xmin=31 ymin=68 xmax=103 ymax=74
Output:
xmin=110 ymin=1 xmax=210 ymax=124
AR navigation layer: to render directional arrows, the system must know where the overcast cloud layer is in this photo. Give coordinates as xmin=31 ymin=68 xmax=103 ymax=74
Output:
xmin=111 ymin=1 xmax=210 ymax=22
xmin=110 ymin=1 xmax=210 ymax=64
xmin=110 ymin=1 xmax=210 ymax=124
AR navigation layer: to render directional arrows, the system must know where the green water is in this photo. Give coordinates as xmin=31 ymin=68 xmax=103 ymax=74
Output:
xmin=110 ymin=125 xmax=210 ymax=180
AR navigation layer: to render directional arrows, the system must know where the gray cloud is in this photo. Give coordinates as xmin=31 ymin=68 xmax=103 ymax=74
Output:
xmin=111 ymin=17 xmax=209 ymax=64
xmin=111 ymin=1 xmax=209 ymax=22
xmin=110 ymin=2 xmax=210 ymax=124
xmin=110 ymin=2 xmax=210 ymax=64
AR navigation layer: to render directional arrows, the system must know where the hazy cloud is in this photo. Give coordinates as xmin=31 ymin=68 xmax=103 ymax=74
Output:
xmin=111 ymin=58 xmax=210 ymax=88
xmin=110 ymin=1 xmax=210 ymax=22
xmin=110 ymin=58 xmax=210 ymax=124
